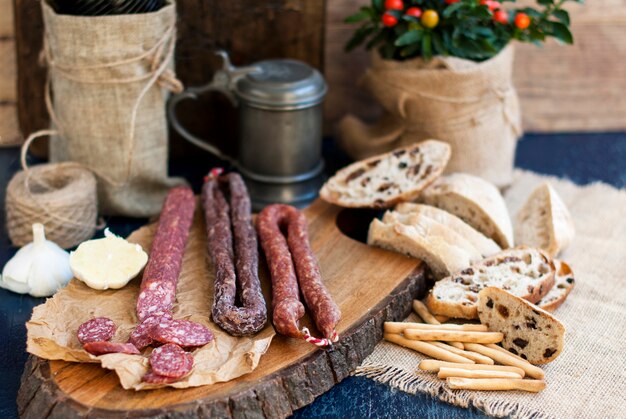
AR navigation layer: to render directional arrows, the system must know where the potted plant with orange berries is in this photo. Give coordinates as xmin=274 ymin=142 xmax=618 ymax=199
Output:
xmin=338 ymin=0 xmax=581 ymax=187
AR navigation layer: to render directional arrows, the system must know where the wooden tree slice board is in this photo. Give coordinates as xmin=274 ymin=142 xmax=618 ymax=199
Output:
xmin=17 ymin=199 xmax=428 ymax=419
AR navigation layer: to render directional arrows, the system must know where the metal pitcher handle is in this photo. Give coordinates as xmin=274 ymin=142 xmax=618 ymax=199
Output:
xmin=167 ymin=51 xmax=261 ymax=164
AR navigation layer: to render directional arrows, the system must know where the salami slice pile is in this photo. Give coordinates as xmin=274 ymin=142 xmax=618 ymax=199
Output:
xmin=75 ymin=186 xmax=215 ymax=385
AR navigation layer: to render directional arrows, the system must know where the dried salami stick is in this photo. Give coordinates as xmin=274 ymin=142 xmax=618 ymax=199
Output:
xmin=203 ymin=171 xmax=267 ymax=336
xmin=136 ymin=186 xmax=196 ymax=322
xmin=257 ymin=204 xmax=341 ymax=346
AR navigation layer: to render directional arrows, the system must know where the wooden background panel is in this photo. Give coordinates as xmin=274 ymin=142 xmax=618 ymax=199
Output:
xmin=323 ymin=0 xmax=626 ymax=133
xmin=0 ymin=0 xmax=20 ymax=147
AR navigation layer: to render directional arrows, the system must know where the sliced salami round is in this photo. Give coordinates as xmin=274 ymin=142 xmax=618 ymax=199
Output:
xmin=149 ymin=344 xmax=194 ymax=378
xmin=150 ymin=319 xmax=214 ymax=347
xmin=129 ymin=314 xmax=172 ymax=351
xmin=142 ymin=371 xmax=179 ymax=384
xmin=77 ymin=317 xmax=116 ymax=344
xmin=83 ymin=341 xmax=140 ymax=356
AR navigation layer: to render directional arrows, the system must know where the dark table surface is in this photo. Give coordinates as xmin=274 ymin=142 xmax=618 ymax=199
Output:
xmin=1 ymin=132 xmax=625 ymax=418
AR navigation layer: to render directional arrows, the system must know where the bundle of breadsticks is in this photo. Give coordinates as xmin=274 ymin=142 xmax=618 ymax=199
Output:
xmin=383 ymin=300 xmax=546 ymax=393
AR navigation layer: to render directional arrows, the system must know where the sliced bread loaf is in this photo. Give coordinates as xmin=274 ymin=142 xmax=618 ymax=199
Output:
xmin=367 ymin=217 xmax=482 ymax=279
xmin=536 ymin=260 xmax=575 ymax=312
xmin=394 ymin=203 xmax=501 ymax=257
xmin=320 ymin=140 xmax=451 ymax=209
xmin=426 ymin=247 xmax=555 ymax=319
xmin=515 ymin=182 xmax=575 ymax=257
xmin=478 ymin=287 xmax=565 ymax=364
xmin=420 ymin=173 xmax=514 ymax=248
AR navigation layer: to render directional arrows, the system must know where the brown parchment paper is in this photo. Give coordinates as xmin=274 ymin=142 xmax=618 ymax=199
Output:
xmin=26 ymin=208 xmax=275 ymax=390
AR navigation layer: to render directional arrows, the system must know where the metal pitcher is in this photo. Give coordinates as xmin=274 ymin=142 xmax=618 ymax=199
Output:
xmin=168 ymin=51 xmax=327 ymax=209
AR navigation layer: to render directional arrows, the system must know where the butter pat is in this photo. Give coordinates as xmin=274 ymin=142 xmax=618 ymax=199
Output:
xmin=70 ymin=229 xmax=148 ymax=290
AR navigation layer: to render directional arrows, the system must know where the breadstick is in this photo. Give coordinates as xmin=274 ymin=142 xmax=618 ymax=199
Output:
xmin=383 ymin=334 xmax=474 ymax=364
xmin=404 ymin=329 xmax=503 ymax=344
xmin=434 ymin=315 xmax=449 ymax=323
xmin=429 ymin=342 xmax=494 ymax=364
xmin=485 ymin=343 xmax=530 ymax=363
xmin=438 ymin=367 xmax=522 ymax=379
xmin=412 ymin=300 xmax=440 ymax=324
xmin=412 ymin=300 xmax=464 ymax=350
xmin=418 ymin=360 xmax=525 ymax=377
xmin=384 ymin=322 xmax=488 ymax=334
xmin=463 ymin=343 xmax=545 ymax=379
xmin=447 ymin=377 xmax=546 ymax=393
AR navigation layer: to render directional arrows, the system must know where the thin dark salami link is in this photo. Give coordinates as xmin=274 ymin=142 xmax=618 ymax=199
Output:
xmin=136 ymin=186 xmax=196 ymax=323
xmin=77 ymin=317 xmax=116 ymax=344
xmin=202 ymin=172 xmax=267 ymax=336
xmin=83 ymin=341 xmax=140 ymax=356
xmin=256 ymin=204 xmax=341 ymax=340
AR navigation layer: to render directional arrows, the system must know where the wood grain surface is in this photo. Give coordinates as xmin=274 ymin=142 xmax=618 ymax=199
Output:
xmin=17 ymin=199 xmax=428 ymax=418
xmin=0 ymin=0 xmax=20 ymax=147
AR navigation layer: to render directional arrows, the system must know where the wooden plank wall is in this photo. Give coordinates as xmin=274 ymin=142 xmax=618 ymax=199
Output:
xmin=0 ymin=0 xmax=20 ymax=146
xmin=324 ymin=0 xmax=626 ymax=133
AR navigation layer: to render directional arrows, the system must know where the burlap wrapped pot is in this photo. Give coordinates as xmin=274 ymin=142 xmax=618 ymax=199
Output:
xmin=339 ymin=45 xmax=522 ymax=187
xmin=41 ymin=0 xmax=185 ymax=217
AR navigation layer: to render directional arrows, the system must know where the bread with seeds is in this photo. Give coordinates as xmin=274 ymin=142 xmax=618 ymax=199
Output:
xmin=393 ymin=203 xmax=501 ymax=257
xmin=426 ymin=247 xmax=555 ymax=319
xmin=320 ymin=140 xmax=451 ymax=209
xmin=478 ymin=287 xmax=565 ymax=364
xmin=515 ymin=182 xmax=575 ymax=257
xmin=536 ymin=260 xmax=575 ymax=312
xmin=368 ymin=216 xmax=481 ymax=279
xmin=420 ymin=173 xmax=514 ymax=248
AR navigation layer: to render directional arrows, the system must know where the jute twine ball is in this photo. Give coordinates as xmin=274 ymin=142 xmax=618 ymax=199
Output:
xmin=6 ymin=162 xmax=98 ymax=249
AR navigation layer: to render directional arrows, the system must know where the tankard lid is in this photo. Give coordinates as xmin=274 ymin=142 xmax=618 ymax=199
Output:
xmin=235 ymin=59 xmax=327 ymax=110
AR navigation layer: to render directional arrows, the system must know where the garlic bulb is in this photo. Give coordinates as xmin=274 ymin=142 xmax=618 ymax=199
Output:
xmin=1 ymin=223 xmax=73 ymax=297
xmin=69 ymin=228 xmax=148 ymax=290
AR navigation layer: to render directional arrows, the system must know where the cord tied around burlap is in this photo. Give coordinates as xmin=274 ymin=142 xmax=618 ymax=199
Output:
xmin=32 ymin=1 xmax=186 ymax=217
xmin=339 ymin=44 xmax=522 ymax=187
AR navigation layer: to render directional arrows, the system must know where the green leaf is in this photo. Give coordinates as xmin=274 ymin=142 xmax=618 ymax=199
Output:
xmin=432 ymin=32 xmax=448 ymax=56
xmin=422 ymin=32 xmax=432 ymax=60
xmin=443 ymin=2 xmax=464 ymax=18
xmin=549 ymin=21 xmax=574 ymax=44
xmin=373 ymin=0 xmax=384 ymax=12
xmin=344 ymin=10 xmax=371 ymax=24
xmin=521 ymin=8 xmax=543 ymax=19
xmin=345 ymin=25 xmax=376 ymax=52
xmin=553 ymin=9 xmax=570 ymax=25
xmin=366 ymin=30 xmax=387 ymax=49
xmin=395 ymin=29 xmax=423 ymax=46
xmin=400 ymin=43 xmax=420 ymax=58
xmin=537 ymin=0 xmax=554 ymax=5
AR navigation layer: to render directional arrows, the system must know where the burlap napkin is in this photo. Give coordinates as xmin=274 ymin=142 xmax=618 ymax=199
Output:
xmin=355 ymin=169 xmax=626 ymax=418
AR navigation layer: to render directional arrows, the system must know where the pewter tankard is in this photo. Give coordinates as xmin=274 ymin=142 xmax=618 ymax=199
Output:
xmin=168 ymin=51 xmax=327 ymax=209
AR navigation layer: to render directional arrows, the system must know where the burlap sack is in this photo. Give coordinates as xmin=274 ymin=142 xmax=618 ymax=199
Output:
xmin=41 ymin=1 xmax=185 ymax=217
xmin=339 ymin=45 xmax=522 ymax=187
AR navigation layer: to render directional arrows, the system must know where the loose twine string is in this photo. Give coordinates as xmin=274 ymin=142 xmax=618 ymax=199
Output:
xmin=33 ymin=22 xmax=183 ymax=188
xmin=5 ymin=130 xmax=103 ymax=248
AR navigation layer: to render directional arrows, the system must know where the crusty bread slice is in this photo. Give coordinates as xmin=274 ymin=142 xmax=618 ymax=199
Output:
xmin=420 ymin=173 xmax=514 ymax=248
xmin=515 ymin=182 xmax=575 ymax=257
xmin=367 ymin=217 xmax=481 ymax=279
xmin=478 ymin=287 xmax=565 ymax=364
xmin=536 ymin=260 xmax=575 ymax=312
xmin=393 ymin=203 xmax=501 ymax=257
xmin=320 ymin=140 xmax=451 ymax=209
xmin=426 ymin=247 xmax=555 ymax=319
